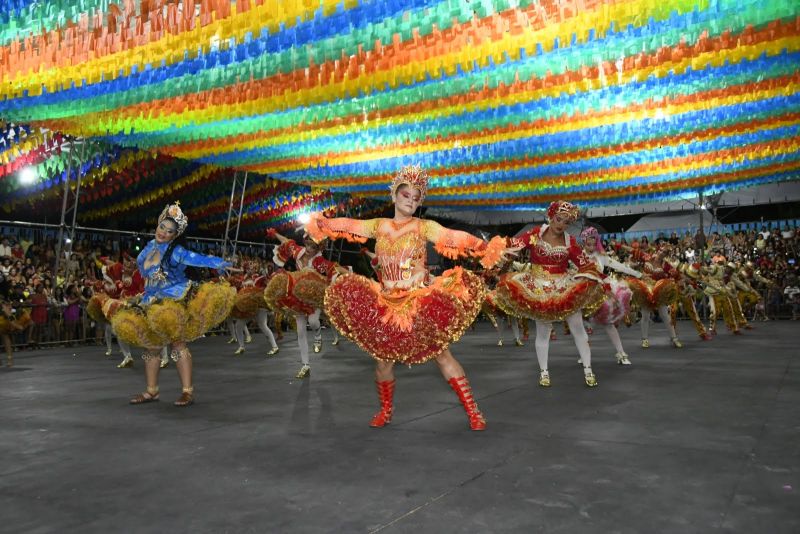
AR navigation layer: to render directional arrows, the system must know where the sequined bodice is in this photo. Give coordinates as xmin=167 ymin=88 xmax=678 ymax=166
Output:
xmin=528 ymin=228 xmax=571 ymax=273
xmin=375 ymin=221 xmax=427 ymax=286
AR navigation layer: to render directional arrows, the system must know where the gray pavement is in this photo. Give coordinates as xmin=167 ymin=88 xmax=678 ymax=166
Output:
xmin=1 ymin=320 xmax=798 ymax=533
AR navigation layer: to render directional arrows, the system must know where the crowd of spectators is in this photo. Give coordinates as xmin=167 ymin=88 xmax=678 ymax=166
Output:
xmin=2 ymin=220 xmax=799 ymax=349
xmin=0 ymin=231 xmax=274 ymax=349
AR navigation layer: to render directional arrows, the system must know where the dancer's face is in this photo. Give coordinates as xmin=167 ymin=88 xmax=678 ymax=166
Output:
xmin=549 ymin=213 xmax=570 ymax=234
xmin=583 ymin=236 xmax=596 ymax=252
xmin=155 ymin=219 xmax=178 ymax=244
xmin=393 ymin=185 xmax=422 ymax=218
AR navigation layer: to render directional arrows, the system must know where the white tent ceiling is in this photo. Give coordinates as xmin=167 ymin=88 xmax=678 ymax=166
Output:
xmin=426 ymin=181 xmax=800 ymax=225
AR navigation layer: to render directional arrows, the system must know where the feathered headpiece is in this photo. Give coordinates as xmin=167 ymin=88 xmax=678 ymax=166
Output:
xmin=579 ymin=227 xmax=604 ymax=253
xmin=389 ymin=165 xmax=429 ymax=202
xmin=158 ymin=202 xmax=188 ymax=236
xmin=546 ymin=200 xmax=580 ymax=223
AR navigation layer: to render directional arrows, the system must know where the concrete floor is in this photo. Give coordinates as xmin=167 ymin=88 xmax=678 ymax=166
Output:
xmin=1 ymin=320 xmax=798 ymax=534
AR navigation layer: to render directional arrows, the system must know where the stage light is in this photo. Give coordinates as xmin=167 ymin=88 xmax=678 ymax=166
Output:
xmin=19 ymin=167 xmax=37 ymax=184
xmin=298 ymin=213 xmax=311 ymax=224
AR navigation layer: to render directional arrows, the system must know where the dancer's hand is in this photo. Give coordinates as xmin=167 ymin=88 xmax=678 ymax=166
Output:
xmin=500 ymin=244 xmax=523 ymax=263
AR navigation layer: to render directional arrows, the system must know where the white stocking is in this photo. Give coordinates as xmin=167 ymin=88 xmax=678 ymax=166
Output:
xmin=234 ymin=320 xmax=247 ymax=350
xmin=534 ymin=321 xmax=551 ymax=371
xmin=510 ymin=319 xmax=520 ymax=343
xmin=604 ymin=324 xmax=626 ymax=354
xmin=296 ymin=314 xmax=310 ymax=365
xmin=566 ymin=311 xmax=592 ymax=369
xmin=103 ymin=323 xmax=113 ymax=352
xmin=256 ymin=309 xmax=278 ymax=349
xmin=243 ymin=324 xmax=251 ymax=340
xmin=641 ymin=309 xmax=651 ymax=339
xmin=226 ymin=318 xmax=235 ymax=338
xmin=658 ymin=305 xmax=678 ymax=338
xmin=309 ymin=309 xmax=322 ymax=344
xmin=160 ymin=346 xmax=169 ymax=365
xmin=119 ymin=340 xmax=132 ymax=359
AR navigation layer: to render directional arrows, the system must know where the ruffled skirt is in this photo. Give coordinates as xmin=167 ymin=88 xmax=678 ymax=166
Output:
xmin=102 ymin=282 xmax=236 ymax=349
xmin=0 ymin=312 xmax=32 ymax=335
xmin=627 ymin=277 xmax=679 ymax=309
xmin=86 ymin=294 xmax=107 ymax=323
xmin=230 ymin=286 xmax=266 ymax=319
xmin=324 ymin=267 xmax=485 ymax=365
xmin=264 ymin=270 xmax=327 ymax=316
xmin=494 ymin=265 xmax=604 ymax=322
xmin=587 ymin=278 xmax=633 ymax=325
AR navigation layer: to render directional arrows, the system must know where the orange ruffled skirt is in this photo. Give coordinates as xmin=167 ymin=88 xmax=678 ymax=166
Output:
xmin=627 ymin=277 xmax=679 ymax=309
xmin=264 ymin=270 xmax=327 ymax=316
xmin=0 ymin=312 xmax=32 ymax=335
xmin=494 ymin=265 xmax=604 ymax=322
xmin=324 ymin=267 xmax=485 ymax=365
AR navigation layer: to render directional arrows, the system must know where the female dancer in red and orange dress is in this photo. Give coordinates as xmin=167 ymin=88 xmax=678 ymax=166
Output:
xmin=495 ymin=201 xmax=605 ymax=387
xmin=627 ymin=241 xmax=682 ymax=348
xmin=305 ymin=165 xmax=517 ymax=431
xmin=229 ymin=262 xmax=279 ymax=357
xmin=264 ymin=231 xmax=346 ymax=378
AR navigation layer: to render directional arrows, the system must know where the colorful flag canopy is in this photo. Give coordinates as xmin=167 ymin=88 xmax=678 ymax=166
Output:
xmin=1 ymin=0 xmax=799 ymax=223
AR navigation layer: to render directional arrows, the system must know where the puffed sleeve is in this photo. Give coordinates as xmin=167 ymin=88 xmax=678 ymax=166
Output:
xmin=423 ymin=220 xmax=507 ymax=269
xmin=568 ymin=236 xmax=603 ymax=282
xmin=305 ymin=213 xmax=379 ymax=244
xmin=273 ymin=240 xmax=304 ymax=267
xmin=174 ymin=246 xmax=231 ymax=270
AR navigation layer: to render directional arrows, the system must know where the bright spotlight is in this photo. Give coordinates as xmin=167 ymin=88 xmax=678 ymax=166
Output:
xmin=298 ymin=213 xmax=311 ymax=224
xmin=19 ymin=167 xmax=37 ymax=184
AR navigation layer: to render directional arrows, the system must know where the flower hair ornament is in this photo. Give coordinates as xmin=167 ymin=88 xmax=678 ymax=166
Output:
xmin=546 ymin=200 xmax=580 ymax=223
xmin=389 ymin=165 xmax=429 ymax=202
xmin=158 ymin=201 xmax=189 ymax=236
xmin=579 ymin=226 xmax=604 ymax=253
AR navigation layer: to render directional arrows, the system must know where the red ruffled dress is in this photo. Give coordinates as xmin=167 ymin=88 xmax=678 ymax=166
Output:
xmin=627 ymin=259 xmax=680 ymax=310
xmin=306 ymin=214 xmax=506 ymax=365
xmin=495 ymin=225 xmax=604 ymax=322
xmin=264 ymin=240 xmax=339 ymax=316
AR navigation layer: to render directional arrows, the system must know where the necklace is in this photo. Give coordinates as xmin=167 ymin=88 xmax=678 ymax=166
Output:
xmin=389 ymin=217 xmax=415 ymax=231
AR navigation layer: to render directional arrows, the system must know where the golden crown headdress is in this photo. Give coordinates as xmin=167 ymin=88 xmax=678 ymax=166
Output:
xmin=389 ymin=165 xmax=429 ymax=202
xmin=158 ymin=201 xmax=188 ymax=236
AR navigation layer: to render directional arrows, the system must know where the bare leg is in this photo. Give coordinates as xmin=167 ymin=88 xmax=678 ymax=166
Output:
xmin=375 ymin=360 xmax=396 ymax=382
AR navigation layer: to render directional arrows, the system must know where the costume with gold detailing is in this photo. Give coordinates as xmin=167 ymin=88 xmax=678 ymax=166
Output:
xmin=102 ymin=205 xmax=235 ymax=350
xmin=264 ymin=240 xmax=338 ymax=317
xmin=673 ymin=262 xmax=711 ymax=339
xmin=702 ymin=263 xmax=742 ymax=334
xmin=228 ymin=272 xmax=279 ymax=355
xmin=495 ymin=200 xmax=604 ymax=387
xmin=307 ymin=214 xmax=504 ymax=365
xmin=626 ymin=258 xmax=680 ymax=311
xmin=0 ymin=307 xmax=31 ymax=336
xmin=494 ymin=225 xmax=604 ymax=322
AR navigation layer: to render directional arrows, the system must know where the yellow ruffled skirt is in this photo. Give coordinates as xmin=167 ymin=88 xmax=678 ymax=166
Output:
xmin=103 ymin=282 xmax=236 ymax=349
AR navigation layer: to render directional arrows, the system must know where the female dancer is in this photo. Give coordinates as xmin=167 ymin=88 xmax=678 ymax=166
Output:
xmin=102 ymin=203 xmax=237 ymax=406
xmin=306 ymin=165 xmax=517 ymax=430
xmin=580 ymin=227 xmax=641 ymax=365
xmin=495 ymin=201 xmax=605 ymax=387
xmin=1 ymin=299 xmax=31 ymax=367
xmin=627 ymin=241 xmax=682 ymax=348
xmin=265 ymin=230 xmax=345 ymax=378
xmin=230 ymin=263 xmax=279 ymax=357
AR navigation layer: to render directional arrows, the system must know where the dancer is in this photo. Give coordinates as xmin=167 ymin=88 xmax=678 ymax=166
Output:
xmin=495 ymin=201 xmax=605 ymax=388
xmin=306 ymin=165 xmax=516 ymax=430
xmin=230 ymin=262 xmax=279 ymax=357
xmin=101 ymin=202 xmax=237 ymax=406
xmin=1 ymin=300 xmax=31 ymax=367
xmin=627 ymin=241 xmax=682 ymax=348
xmin=264 ymin=230 xmax=346 ymax=378
xmin=579 ymin=227 xmax=642 ymax=365
xmin=674 ymin=262 xmax=712 ymax=341
xmin=702 ymin=259 xmax=742 ymax=335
